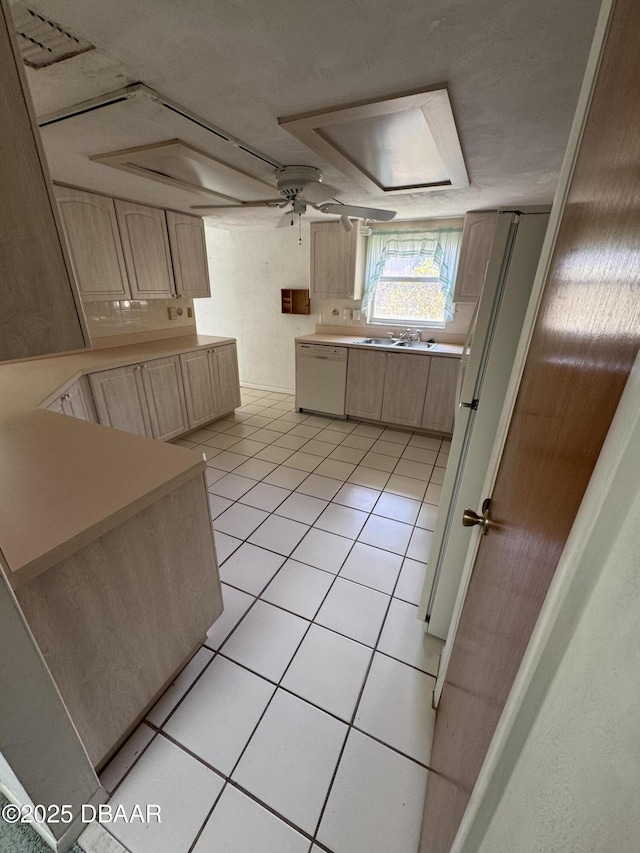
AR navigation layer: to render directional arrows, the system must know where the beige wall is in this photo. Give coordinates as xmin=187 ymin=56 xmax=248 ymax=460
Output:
xmin=195 ymin=223 xmax=318 ymax=392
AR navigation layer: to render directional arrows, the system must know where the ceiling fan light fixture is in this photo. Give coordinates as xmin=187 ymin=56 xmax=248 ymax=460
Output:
xmin=340 ymin=214 xmax=353 ymax=232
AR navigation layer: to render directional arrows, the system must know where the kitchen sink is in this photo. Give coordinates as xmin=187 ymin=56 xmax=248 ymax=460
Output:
xmin=355 ymin=338 xmax=396 ymax=346
xmin=355 ymin=338 xmax=437 ymax=350
xmin=392 ymin=340 xmax=437 ymax=350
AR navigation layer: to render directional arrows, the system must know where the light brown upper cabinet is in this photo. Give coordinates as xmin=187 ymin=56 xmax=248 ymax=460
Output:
xmin=453 ymin=211 xmax=498 ymax=303
xmin=54 ymin=186 xmax=131 ymax=301
xmin=114 ymin=200 xmax=176 ymax=299
xmin=310 ymin=221 xmax=364 ymax=299
xmin=0 ymin=0 xmax=86 ymax=362
xmin=166 ymin=211 xmax=211 ymax=298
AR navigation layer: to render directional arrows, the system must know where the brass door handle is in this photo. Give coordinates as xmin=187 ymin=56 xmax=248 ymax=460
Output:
xmin=462 ymin=498 xmax=492 ymax=534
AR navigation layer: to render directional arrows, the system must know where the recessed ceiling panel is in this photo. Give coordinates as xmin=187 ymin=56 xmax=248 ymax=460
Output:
xmin=320 ymin=108 xmax=449 ymax=189
xmin=280 ymin=86 xmax=469 ymax=195
xmin=90 ymin=139 xmax=279 ymax=205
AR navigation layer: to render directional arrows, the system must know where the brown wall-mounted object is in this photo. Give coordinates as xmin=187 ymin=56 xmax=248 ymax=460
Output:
xmin=281 ymin=288 xmax=310 ymax=315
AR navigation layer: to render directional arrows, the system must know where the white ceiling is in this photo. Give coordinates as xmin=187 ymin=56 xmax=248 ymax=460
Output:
xmin=17 ymin=0 xmax=602 ymax=228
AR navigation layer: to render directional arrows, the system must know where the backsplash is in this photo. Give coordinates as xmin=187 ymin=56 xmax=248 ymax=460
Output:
xmin=84 ymin=298 xmax=196 ymax=346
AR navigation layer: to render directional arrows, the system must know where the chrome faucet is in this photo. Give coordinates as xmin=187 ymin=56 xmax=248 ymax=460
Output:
xmin=399 ymin=328 xmax=412 ymax=340
xmin=412 ymin=329 xmax=422 ymax=342
xmin=387 ymin=331 xmax=396 ymax=340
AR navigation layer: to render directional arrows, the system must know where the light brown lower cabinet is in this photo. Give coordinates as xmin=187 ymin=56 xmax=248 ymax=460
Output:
xmin=422 ymin=356 xmax=459 ymax=433
xmin=382 ymin=353 xmax=432 ymax=428
xmin=345 ymin=348 xmax=459 ymax=433
xmin=88 ymin=344 xmax=240 ymax=438
xmin=345 ymin=349 xmax=387 ymax=420
xmin=15 ymin=473 xmax=222 ymax=768
xmin=48 ymin=375 xmax=98 ymax=422
xmin=180 ymin=343 xmax=241 ymax=429
xmin=140 ymin=355 xmax=189 ymax=441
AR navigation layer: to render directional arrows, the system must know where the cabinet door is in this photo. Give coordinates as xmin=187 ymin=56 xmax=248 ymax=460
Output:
xmin=345 ymin=349 xmax=386 ymax=421
xmin=0 ymin=4 xmax=86 ymax=362
xmin=54 ymin=186 xmax=131 ymax=301
xmin=422 ymin=356 xmax=460 ymax=433
xmin=180 ymin=349 xmax=217 ymax=428
xmin=62 ymin=376 xmax=98 ymax=423
xmin=310 ymin=221 xmax=361 ymax=298
xmin=211 ymin=344 xmax=241 ymax=415
xmin=140 ymin=356 xmax=189 ymax=441
xmin=114 ymin=200 xmax=176 ymax=299
xmin=381 ymin=353 xmax=431 ymax=428
xmin=89 ymin=365 xmax=152 ymax=437
xmin=452 ymin=211 xmax=498 ymax=303
xmin=166 ymin=211 xmax=211 ymax=298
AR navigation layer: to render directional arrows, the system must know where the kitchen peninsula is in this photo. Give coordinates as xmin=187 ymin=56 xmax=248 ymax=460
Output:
xmin=0 ymin=333 xmax=239 ymax=767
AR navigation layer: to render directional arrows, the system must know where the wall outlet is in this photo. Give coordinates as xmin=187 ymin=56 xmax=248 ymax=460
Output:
xmin=187 ymin=306 xmax=193 ymax=319
xmin=341 ymin=308 xmax=351 ymax=320
xmin=168 ymin=307 xmax=178 ymax=320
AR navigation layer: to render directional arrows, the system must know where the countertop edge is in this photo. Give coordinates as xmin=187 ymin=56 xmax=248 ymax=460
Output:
xmin=294 ymin=334 xmax=463 ymax=357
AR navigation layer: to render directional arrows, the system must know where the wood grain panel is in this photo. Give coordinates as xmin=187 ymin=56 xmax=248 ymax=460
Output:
xmin=180 ymin=349 xmax=217 ymax=428
xmin=140 ymin=355 xmax=189 ymax=441
xmin=381 ymin=352 xmax=431 ymax=428
xmin=166 ymin=210 xmax=211 ymax=298
xmin=420 ymin=0 xmax=640 ymax=848
xmin=89 ymin=364 xmax=152 ymax=437
xmin=16 ymin=474 xmax=222 ymax=767
xmin=0 ymin=0 xmax=86 ymax=361
xmin=310 ymin=221 xmax=360 ymax=298
xmin=422 ymin=356 xmax=458 ymax=433
xmin=115 ymin=199 xmax=175 ymax=298
xmin=212 ymin=343 xmax=241 ymax=414
xmin=345 ymin=348 xmax=386 ymax=420
xmin=54 ymin=186 xmax=131 ymax=301
xmin=452 ymin=211 xmax=498 ymax=303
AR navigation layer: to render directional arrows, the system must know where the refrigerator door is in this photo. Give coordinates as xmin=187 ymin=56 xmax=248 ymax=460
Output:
xmin=419 ymin=212 xmax=549 ymax=640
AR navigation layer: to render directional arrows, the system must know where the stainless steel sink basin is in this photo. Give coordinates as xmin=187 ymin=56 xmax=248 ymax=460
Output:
xmin=392 ymin=340 xmax=437 ymax=350
xmin=355 ymin=338 xmax=396 ymax=346
xmin=355 ymin=338 xmax=437 ymax=350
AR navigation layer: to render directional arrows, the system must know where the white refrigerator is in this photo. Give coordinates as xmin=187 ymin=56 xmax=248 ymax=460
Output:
xmin=418 ymin=210 xmax=550 ymax=640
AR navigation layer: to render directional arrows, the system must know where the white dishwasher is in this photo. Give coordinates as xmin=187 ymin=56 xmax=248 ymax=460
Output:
xmin=296 ymin=343 xmax=348 ymax=417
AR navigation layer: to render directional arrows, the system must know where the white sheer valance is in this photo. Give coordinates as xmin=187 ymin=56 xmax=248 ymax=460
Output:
xmin=362 ymin=227 xmax=463 ymax=323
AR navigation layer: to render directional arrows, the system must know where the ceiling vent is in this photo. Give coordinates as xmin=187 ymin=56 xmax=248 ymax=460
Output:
xmin=11 ymin=1 xmax=95 ymax=69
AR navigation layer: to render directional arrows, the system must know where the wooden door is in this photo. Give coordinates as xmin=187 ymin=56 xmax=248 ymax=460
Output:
xmin=180 ymin=349 xmax=217 ymax=428
xmin=114 ymin=200 xmax=175 ymax=299
xmin=419 ymin=1 xmax=640 ymax=849
xmin=421 ymin=356 xmax=459 ymax=433
xmin=140 ymin=356 xmax=189 ymax=441
xmin=54 ymin=186 xmax=131 ymax=301
xmin=212 ymin=344 xmax=241 ymax=416
xmin=89 ymin=365 xmax=152 ymax=437
xmin=166 ymin=211 xmax=211 ymax=298
xmin=345 ymin=349 xmax=386 ymax=420
xmin=381 ymin=352 xmax=431 ymax=428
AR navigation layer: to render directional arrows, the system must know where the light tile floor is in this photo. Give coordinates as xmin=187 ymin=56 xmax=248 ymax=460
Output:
xmin=100 ymin=388 xmax=446 ymax=853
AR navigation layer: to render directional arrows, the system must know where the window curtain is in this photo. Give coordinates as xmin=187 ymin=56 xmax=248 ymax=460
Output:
xmin=361 ymin=227 xmax=463 ymax=323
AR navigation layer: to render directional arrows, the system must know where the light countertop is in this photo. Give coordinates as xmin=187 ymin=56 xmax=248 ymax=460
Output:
xmin=295 ymin=333 xmax=463 ymax=357
xmin=0 ymin=334 xmax=233 ymax=588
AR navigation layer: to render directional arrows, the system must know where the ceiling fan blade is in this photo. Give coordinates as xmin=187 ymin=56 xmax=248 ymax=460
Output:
xmin=276 ymin=208 xmax=295 ymax=228
xmin=318 ymin=203 xmax=396 ymax=221
xmin=299 ymin=181 xmax=341 ymax=204
xmin=190 ymin=199 xmax=283 ymax=210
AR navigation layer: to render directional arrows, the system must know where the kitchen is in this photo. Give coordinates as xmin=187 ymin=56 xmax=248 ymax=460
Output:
xmin=3 ymin=1 xmax=638 ymax=853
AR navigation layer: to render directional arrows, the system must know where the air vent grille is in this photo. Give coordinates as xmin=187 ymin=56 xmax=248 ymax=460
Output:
xmin=11 ymin=1 xmax=95 ymax=68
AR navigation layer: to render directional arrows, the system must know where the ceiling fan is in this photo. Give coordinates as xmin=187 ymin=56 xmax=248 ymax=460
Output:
xmin=191 ymin=165 xmax=396 ymax=232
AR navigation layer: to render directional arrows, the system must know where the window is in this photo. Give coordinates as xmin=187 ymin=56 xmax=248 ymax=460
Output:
xmin=362 ymin=227 xmax=463 ymax=328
